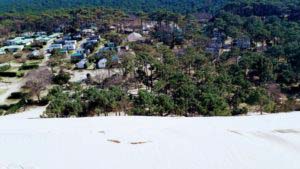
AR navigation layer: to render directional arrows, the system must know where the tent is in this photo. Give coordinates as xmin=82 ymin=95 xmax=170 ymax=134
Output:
xmin=127 ymin=32 xmax=144 ymax=42
xmin=97 ymin=58 xmax=107 ymax=69
xmin=76 ymin=59 xmax=88 ymax=69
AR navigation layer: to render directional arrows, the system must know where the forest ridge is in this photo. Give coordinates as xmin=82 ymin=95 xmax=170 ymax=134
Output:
xmin=0 ymin=0 xmax=227 ymax=14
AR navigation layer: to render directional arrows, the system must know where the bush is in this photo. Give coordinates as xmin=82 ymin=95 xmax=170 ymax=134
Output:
xmin=0 ymin=71 xmax=17 ymax=77
xmin=6 ymin=101 xmax=24 ymax=114
xmin=232 ymin=107 xmax=248 ymax=116
xmin=0 ymin=64 xmax=11 ymax=72
xmin=23 ymin=46 xmax=34 ymax=52
xmin=53 ymin=71 xmax=71 ymax=85
xmin=7 ymin=92 xmax=28 ymax=99
xmin=16 ymin=71 xmax=25 ymax=77
xmin=19 ymin=63 xmax=39 ymax=70
xmin=27 ymin=54 xmax=45 ymax=60
xmin=0 ymin=100 xmax=25 ymax=114
xmin=14 ymin=53 xmax=23 ymax=59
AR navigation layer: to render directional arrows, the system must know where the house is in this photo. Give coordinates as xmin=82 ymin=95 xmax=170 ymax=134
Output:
xmin=224 ymin=37 xmax=233 ymax=45
xmin=89 ymin=35 xmax=101 ymax=41
xmin=76 ymin=48 xmax=85 ymax=54
xmin=142 ymin=21 xmax=156 ymax=34
xmin=21 ymin=32 xmax=35 ymax=38
xmin=105 ymin=42 xmax=116 ymax=48
xmin=36 ymin=32 xmax=47 ymax=36
xmin=87 ymin=35 xmax=100 ymax=45
xmin=5 ymin=37 xmax=34 ymax=46
xmin=111 ymin=55 xmax=120 ymax=63
xmin=88 ymin=39 xmax=99 ymax=44
xmin=143 ymin=21 xmax=156 ymax=31
xmin=100 ymin=47 xmax=115 ymax=52
xmin=234 ymin=37 xmax=251 ymax=49
xmin=21 ymin=38 xmax=34 ymax=46
xmin=71 ymin=52 xmax=86 ymax=62
xmin=205 ymin=47 xmax=221 ymax=56
xmin=5 ymin=37 xmax=22 ymax=46
xmin=83 ymin=42 xmax=97 ymax=52
xmin=63 ymin=35 xmax=72 ymax=41
xmin=53 ymin=39 xmax=65 ymax=44
xmin=35 ymin=36 xmax=51 ymax=43
xmin=82 ymin=29 xmax=95 ymax=36
xmin=72 ymin=34 xmax=82 ymax=41
xmin=63 ymin=44 xmax=76 ymax=51
xmin=0 ymin=48 xmax=6 ymax=55
xmin=48 ymin=44 xmax=63 ymax=52
xmin=195 ymin=13 xmax=213 ymax=23
xmin=97 ymin=58 xmax=107 ymax=68
xmin=59 ymin=49 xmax=68 ymax=55
xmin=76 ymin=59 xmax=88 ymax=69
xmin=27 ymin=50 xmax=43 ymax=59
xmin=205 ymin=36 xmax=223 ymax=56
xmin=109 ymin=25 xmax=117 ymax=30
xmin=1 ymin=45 xmax=24 ymax=53
xmin=32 ymin=50 xmax=41 ymax=57
xmin=124 ymin=28 xmax=134 ymax=34
xmin=65 ymin=40 xmax=77 ymax=46
xmin=127 ymin=32 xmax=144 ymax=42
xmin=48 ymin=33 xmax=63 ymax=39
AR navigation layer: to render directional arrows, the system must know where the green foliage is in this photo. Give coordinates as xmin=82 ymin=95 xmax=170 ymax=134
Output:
xmin=199 ymin=92 xmax=231 ymax=116
xmin=7 ymin=92 xmax=28 ymax=99
xmin=246 ymin=87 xmax=275 ymax=113
xmin=0 ymin=65 xmax=11 ymax=72
xmin=45 ymin=86 xmax=127 ymax=117
xmin=19 ymin=62 xmax=39 ymax=70
xmin=53 ymin=70 xmax=71 ymax=85
xmin=9 ymin=0 xmax=300 ymax=117
xmin=0 ymin=71 xmax=24 ymax=77
xmin=0 ymin=0 xmax=228 ymax=14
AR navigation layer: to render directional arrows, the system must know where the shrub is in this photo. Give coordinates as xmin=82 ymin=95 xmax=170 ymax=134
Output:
xmin=0 ymin=65 xmax=11 ymax=72
xmin=7 ymin=92 xmax=28 ymax=99
xmin=16 ymin=71 xmax=25 ymax=77
xmin=232 ymin=107 xmax=248 ymax=116
xmin=53 ymin=71 xmax=71 ymax=85
xmin=0 ymin=100 xmax=25 ymax=114
xmin=19 ymin=63 xmax=39 ymax=70
xmin=27 ymin=54 xmax=45 ymax=60
xmin=0 ymin=71 xmax=17 ymax=77
xmin=14 ymin=53 xmax=23 ymax=59
xmin=6 ymin=101 xmax=24 ymax=114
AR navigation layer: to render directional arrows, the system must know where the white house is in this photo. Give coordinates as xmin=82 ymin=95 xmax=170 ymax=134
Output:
xmin=48 ymin=44 xmax=63 ymax=52
xmin=82 ymin=29 xmax=95 ymax=36
xmin=5 ymin=37 xmax=33 ymax=46
xmin=48 ymin=33 xmax=63 ymax=39
xmin=36 ymin=32 xmax=47 ymax=36
xmin=65 ymin=40 xmax=77 ymax=45
xmin=76 ymin=59 xmax=88 ymax=69
xmin=1 ymin=45 xmax=24 ymax=53
xmin=97 ymin=58 xmax=107 ymax=69
xmin=63 ymin=44 xmax=76 ymax=51
xmin=32 ymin=50 xmax=41 ymax=56
xmin=0 ymin=48 xmax=6 ymax=55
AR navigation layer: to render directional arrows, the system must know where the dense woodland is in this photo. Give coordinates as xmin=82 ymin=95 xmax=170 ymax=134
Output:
xmin=1 ymin=0 xmax=300 ymax=117
xmin=0 ymin=0 xmax=227 ymax=14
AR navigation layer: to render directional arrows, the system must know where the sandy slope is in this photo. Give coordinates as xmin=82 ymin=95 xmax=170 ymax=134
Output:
xmin=0 ymin=81 xmax=24 ymax=104
xmin=0 ymin=111 xmax=299 ymax=169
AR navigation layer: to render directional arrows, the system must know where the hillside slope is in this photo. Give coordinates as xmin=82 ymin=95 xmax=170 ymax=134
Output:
xmin=0 ymin=0 xmax=227 ymax=13
xmin=0 ymin=110 xmax=299 ymax=169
